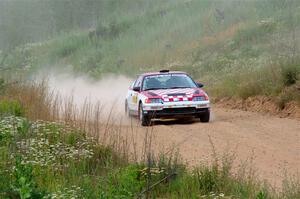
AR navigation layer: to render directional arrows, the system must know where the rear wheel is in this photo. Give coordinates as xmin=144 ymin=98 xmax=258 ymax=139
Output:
xmin=139 ymin=103 xmax=151 ymax=126
xmin=199 ymin=110 xmax=210 ymax=123
xmin=125 ymin=101 xmax=130 ymax=117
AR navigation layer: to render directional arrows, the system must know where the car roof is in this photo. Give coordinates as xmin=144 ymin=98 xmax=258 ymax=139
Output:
xmin=139 ymin=70 xmax=187 ymax=77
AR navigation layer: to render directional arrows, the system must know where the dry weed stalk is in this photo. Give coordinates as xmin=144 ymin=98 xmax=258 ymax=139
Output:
xmin=4 ymin=79 xmax=162 ymax=164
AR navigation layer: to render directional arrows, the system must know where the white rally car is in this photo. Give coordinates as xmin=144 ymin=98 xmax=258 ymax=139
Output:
xmin=125 ymin=70 xmax=210 ymax=126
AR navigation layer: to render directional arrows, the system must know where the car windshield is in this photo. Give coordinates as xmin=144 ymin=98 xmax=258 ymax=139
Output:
xmin=142 ymin=74 xmax=197 ymax=91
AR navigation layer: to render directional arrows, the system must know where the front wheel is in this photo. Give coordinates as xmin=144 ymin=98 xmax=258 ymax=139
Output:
xmin=139 ymin=103 xmax=151 ymax=126
xmin=125 ymin=101 xmax=130 ymax=117
xmin=199 ymin=111 xmax=210 ymax=123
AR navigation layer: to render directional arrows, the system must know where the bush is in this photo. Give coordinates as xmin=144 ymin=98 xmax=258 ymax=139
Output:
xmin=100 ymin=165 xmax=145 ymax=198
xmin=95 ymin=21 xmax=130 ymax=40
xmin=0 ymin=116 xmax=29 ymax=144
xmin=277 ymin=94 xmax=292 ymax=110
xmin=277 ymin=85 xmax=300 ymax=109
xmin=282 ymin=64 xmax=299 ymax=86
xmin=234 ymin=21 xmax=276 ymax=46
xmin=51 ymin=33 xmax=89 ymax=59
xmin=0 ymin=78 xmax=5 ymax=94
xmin=0 ymin=99 xmax=25 ymax=117
xmin=237 ymin=81 xmax=263 ymax=100
xmin=11 ymin=156 xmax=45 ymax=199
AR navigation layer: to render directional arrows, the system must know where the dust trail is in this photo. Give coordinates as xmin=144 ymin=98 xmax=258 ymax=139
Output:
xmin=45 ymin=72 xmax=133 ymax=119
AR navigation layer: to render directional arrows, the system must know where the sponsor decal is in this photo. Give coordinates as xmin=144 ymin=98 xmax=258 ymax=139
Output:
xmin=148 ymin=88 xmax=196 ymax=102
xmin=132 ymin=95 xmax=138 ymax=104
xmin=147 ymin=91 xmax=159 ymax=96
xmin=144 ymin=74 xmax=186 ymax=79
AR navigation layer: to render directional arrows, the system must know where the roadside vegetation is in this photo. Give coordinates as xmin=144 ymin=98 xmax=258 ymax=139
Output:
xmin=0 ymin=80 xmax=299 ymax=199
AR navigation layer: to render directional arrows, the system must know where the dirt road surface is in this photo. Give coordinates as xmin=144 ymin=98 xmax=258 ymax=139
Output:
xmin=47 ymin=74 xmax=299 ymax=187
xmin=126 ymin=106 xmax=300 ymax=188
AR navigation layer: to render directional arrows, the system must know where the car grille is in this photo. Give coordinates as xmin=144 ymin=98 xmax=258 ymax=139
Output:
xmin=159 ymin=107 xmax=197 ymax=114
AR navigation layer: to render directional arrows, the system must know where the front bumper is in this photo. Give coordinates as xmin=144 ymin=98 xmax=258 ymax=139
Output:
xmin=142 ymin=101 xmax=210 ymax=118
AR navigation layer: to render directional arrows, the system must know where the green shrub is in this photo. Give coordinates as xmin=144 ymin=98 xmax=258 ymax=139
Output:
xmin=237 ymin=81 xmax=263 ymax=100
xmin=78 ymin=49 xmax=102 ymax=73
xmin=211 ymin=64 xmax=286 ymax=100
xmin=277 ymin=85 xmax=300 ymax=109
xmin=100 ymin=165 xmax=145 ymax=198
xmin=194 ymin=164 xmax=219 ymax=194
xmin=51 ymin=33 xmax=89 ymax=59
xmin=96 ymin=21 xmax=130 ymax=40
xmin=256 ymin=190 xmax=268 ymax=199
xmin=0 ymin=78 xmax=5 ymax=94
xmin=282 ymin=64 xmax=299 ymax=86
xmin=0 ymin=100 xmax=25 ymax=117
xmin=277 ymin=94 xmax=292 ymax=110
xmin=234 ymin=21 xmax=276 ymax=46
xmin=0 ymin=116 xmax=29 ymax=144
xmin=11 ymin=156 xmax=45 ymax=199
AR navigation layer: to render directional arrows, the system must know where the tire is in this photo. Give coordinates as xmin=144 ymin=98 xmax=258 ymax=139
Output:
xmin=199 ymin=111 xmax=210 ymax=123
xmin=125 ymin=101 xmax=130 ymax=117
xmin=139 ymin=103 xmax=151 ymax=126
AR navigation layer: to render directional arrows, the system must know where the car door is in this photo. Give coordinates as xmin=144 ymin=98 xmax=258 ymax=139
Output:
xmin=129 ymin=76 xmax=143 ymax=113
xmin=126 ymin=80 xmax=136 ymax=111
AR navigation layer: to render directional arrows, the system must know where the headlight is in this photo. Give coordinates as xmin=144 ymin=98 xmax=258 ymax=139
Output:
xmin=192 ymin=96 xmax=206 ymax=101
xmin=145 ymin=98 xmax=163 ymax=104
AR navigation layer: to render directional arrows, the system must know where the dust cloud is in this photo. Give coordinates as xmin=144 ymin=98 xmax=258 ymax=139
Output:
xmin=46 ymin=72 xmax=133 ymax=117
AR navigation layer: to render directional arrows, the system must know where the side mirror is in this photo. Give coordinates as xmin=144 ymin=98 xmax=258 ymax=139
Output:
xmin=133 ymin=86 xmax=140 ymax=92
xmin=197 ymin=83 xmax=204 ymax=88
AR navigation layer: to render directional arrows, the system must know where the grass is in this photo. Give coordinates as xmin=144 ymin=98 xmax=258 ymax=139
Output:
xmin=210 ymin=61 xmax=300 ymax=109
xmin=0 ymin=99 xmax=24 ymax=117
xmin=0 ymin=80 xmax=299 ymax=199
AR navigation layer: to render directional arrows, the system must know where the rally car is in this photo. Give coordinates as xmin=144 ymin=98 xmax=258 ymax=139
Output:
xmin=125 ymin=70 xmax=210 ymax=126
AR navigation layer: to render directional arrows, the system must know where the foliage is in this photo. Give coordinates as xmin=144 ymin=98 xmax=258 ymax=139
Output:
xmin=233 ymin=21 xmax=276 ymax=47
xmin=95 ymin=21 xmax=130 ymax=40
xmin=100 ymin=165 xmax=145 ymax=198
xmin=11 ymin=156 xmax=45 ymax=199
xmin=0 ymin=116 xmax=129 ymax=198
xmin=50 ymin=33 xmax=89 ymax=60
xmin=211 ymin=62 xmax=300 ymax=108
xmin=282 ymin=64 xmax=299 ymax=86
xmin=0 ymin=78 xmax=5 ymax=94
xmin=0 ymin=99 xmax=25 ymax=117
xmin=256 ymin=190 xmax=268 ymax=199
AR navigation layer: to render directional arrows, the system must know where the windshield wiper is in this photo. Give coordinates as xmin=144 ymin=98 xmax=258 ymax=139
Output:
xmin=169 ymin=86 xmax=191 ymax=89
xmin=143 ymin=88 xmax=167 ymax=91
xmin=144 ymin=86 xmax=191 ymax=91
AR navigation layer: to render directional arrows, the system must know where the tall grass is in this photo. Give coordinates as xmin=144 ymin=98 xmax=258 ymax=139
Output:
xmin=210 ymin=61 xmax=300 ymax=109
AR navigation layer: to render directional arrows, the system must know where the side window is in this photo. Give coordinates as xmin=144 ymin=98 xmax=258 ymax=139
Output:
xmin=130 ymin=80 xmax=136 ymax=89
xmin=134 ymin=76 xmax=143 ymax=88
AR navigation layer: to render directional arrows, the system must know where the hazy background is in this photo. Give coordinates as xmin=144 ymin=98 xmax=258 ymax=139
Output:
xmin=0 ymin=0 xmax=299 ymax=105
xmin=47 ymin=72 xmax=132 ymax=117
